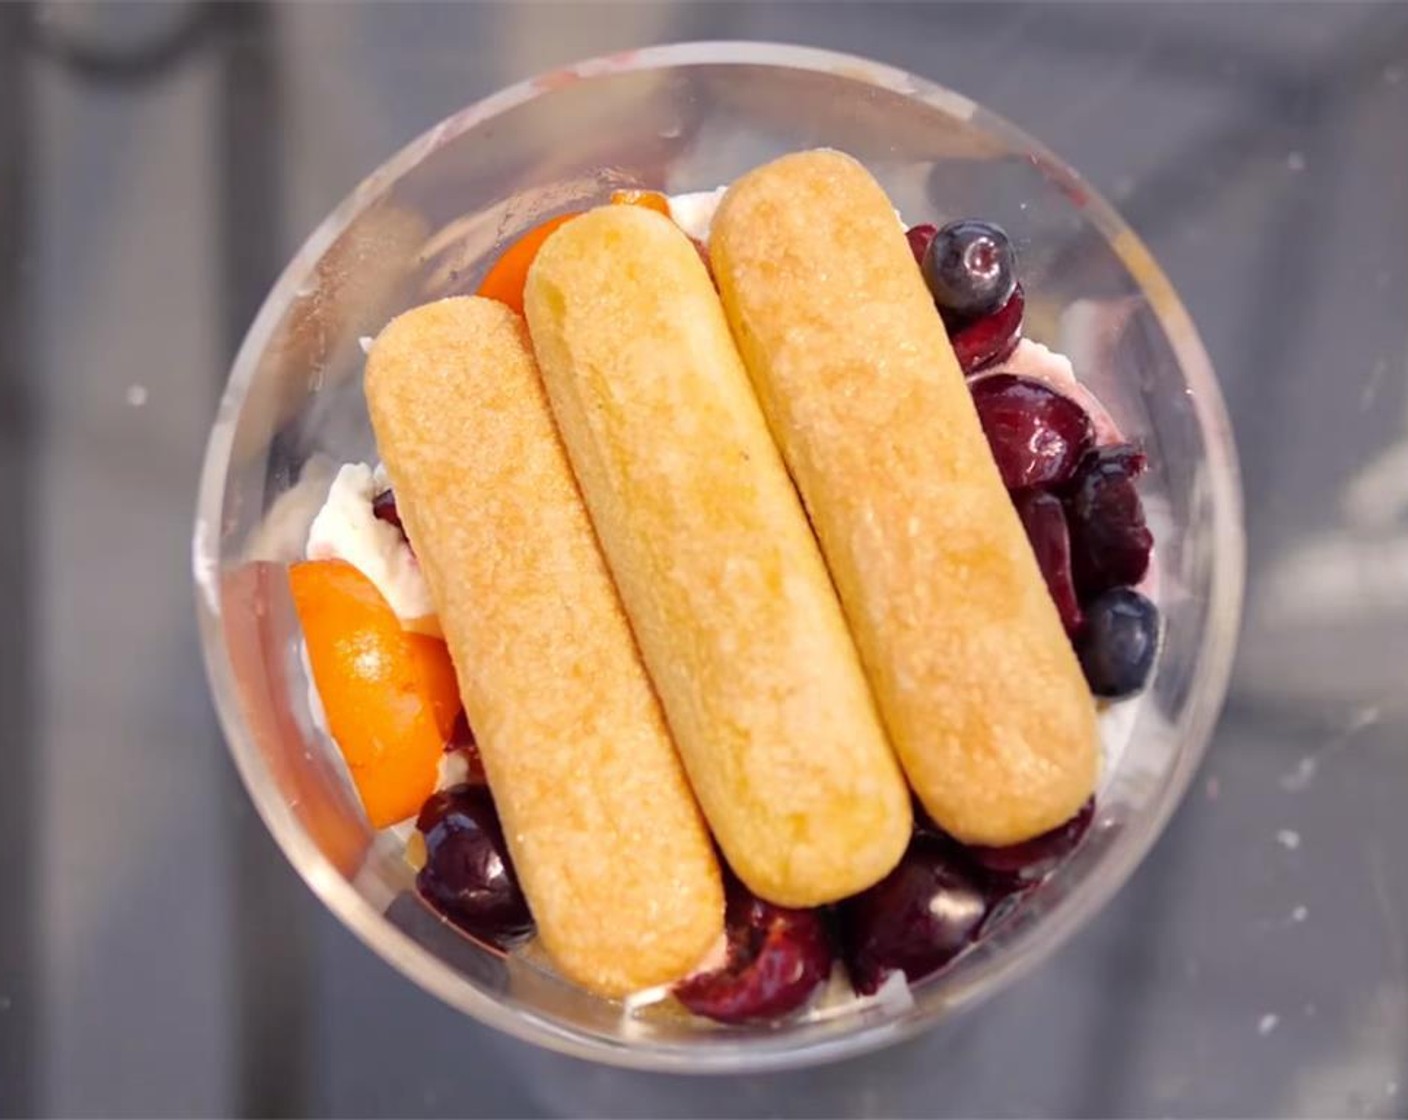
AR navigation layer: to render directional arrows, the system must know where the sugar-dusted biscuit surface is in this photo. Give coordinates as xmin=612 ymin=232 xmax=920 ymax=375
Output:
xmin=525 ymin=206 xmax=911 ymax=907
xmin=365 ymin=296 xmax=723 ymax=996
xmin=711 ymin=150 xmax=1098 ymax=845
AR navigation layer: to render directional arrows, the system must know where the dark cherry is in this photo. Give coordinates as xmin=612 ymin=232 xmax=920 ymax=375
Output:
xmin=674 ymin=879 xmax=833 ymax=1024
xmin=951 ymin=283 xmax=1025 ymax=373
xmin=838 ymin=834 xmax=988 ymax=996
xmin=922 ymin=219 xmax=1017 ymax=320
xmin=372 ymin=489 xmax=416 ymax=557
xmin=415 ymin=785 xmax=532 ymax=944
xmin=977 ymin=889 xmax=1028 ymax=939
xmin=905 ymin=223 xmax=938 ymax=267
xmin=372 ymin=488 xmax=403 ymax=532
xmin=444 ymin=709 xmax=487 ymax=785
xmin=1063 ymin=444 xmax=1152 ymax=599
xmin=1076 ymin=587 xmax=1161 ymax=699
xmin=446 ymin=708 xmax=476 ymax=750
xmin=969 ymin=798 xmax=1095 ymax=891
xmin=970 ymin=373 xmax=1095 ymax=491
xmin=1012 ymin=490 xmax=1082 ymax=637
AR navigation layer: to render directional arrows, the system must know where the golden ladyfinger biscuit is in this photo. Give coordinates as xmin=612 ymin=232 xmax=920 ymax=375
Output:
xmin=524 ymin=206 xmax=911 ymax=907
xmin=711 ymin=150 xmax=1098 ymax=846
xmin=365 ymin=296 xmax=723 ymax=996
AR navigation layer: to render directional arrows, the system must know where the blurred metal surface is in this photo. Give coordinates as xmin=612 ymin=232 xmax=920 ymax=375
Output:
xmin=3 ymin=2 xmax=1407 ymax=1116
xmin=0 ymin=3 xmax=37 ymax=1113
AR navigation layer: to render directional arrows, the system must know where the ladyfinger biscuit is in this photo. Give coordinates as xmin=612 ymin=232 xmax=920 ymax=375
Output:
xmin=524 ymin=206 xmax=911 ymax=907
xmin=365 ymin=296 xmax=723 ymax=996
xmin=711 ymin=150 xmax=1098 ymax=846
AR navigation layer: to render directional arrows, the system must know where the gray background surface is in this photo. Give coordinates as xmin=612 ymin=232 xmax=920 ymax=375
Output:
xmin=3 ymin=2 xmax=1407 ymax=1116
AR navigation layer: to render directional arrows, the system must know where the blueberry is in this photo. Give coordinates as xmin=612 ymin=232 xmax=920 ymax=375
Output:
xmin=1076 ymin=588 xmax=1160 ymax=699
xmin=922 ymin=220 xmax=1017 ymax=321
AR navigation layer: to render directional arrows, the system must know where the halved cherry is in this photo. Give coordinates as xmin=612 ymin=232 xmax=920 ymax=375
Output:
xmin=674 ymin=878 xmax=833 ymax=1024
xmin=905 ymin=223 xmax=938 ymax=267
xmin=838 ymin=833 xmax=987 ymax=996
xmin=416 ymin=784 xmax=531 ymax=945
xmin=444 ymin=709 xmax=488 ymax=786
xmin=970 ymin=373 xmax=1095 ymax=491
xmin=968 ymin=798 xmax=1095 ymax=892
xmin=1012 ymin=489 xmax=1083 ymax=637
xmin=371 ymin=489 xmax=409 ymax=553
xmin=1063 ymin=443 xmax=1152 ymax=599
xmin=952 ymin=283 xmax=1025 ymax=373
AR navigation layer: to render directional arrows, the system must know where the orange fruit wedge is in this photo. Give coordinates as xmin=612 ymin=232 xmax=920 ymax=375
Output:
xmin=225 ymin=561 xmax=372 ymax=875
xmin=610 ymin=189 xmax=672 ymax=216
xmin=289 ymin=558 xmax=461 ymax=828
xmin=477 ymin=212 xmax=580 ymax=315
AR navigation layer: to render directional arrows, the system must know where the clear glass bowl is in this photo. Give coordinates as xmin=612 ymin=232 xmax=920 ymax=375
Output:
xmin=193 ymin=42 xmax=1244 ymax=1073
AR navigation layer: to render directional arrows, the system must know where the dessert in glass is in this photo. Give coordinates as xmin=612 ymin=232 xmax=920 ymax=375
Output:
xmin=194 ymin=43 xmax=1243 ymax=1072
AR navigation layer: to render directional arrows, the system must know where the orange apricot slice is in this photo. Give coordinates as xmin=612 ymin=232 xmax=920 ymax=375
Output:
xmin=610 ymin=189 xmax=672 ymax=216
xmin=289 ymin=558 xmax=460 ymax=828
xmin=476 ymin=212 xmax=580 ymax=315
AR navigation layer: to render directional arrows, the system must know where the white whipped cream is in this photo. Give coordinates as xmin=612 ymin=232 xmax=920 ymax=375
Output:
xmin=436 ymin=750 xmax=471 ymax=791
xmin=996 ymin=337 xmax=1077 ymax=384
xmin=305 ymin=462 xmax=438 ymax=631
xmin=667 ymin=187 xmax=728 ymax=242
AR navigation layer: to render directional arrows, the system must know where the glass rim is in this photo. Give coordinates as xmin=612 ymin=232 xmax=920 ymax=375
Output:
xmin=192 ymin=39 xmax=1246 ymax=1073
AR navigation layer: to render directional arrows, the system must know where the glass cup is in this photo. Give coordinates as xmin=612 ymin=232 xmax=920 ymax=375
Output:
xmin=193 ymin=42 xmax=1244 ymax=1072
